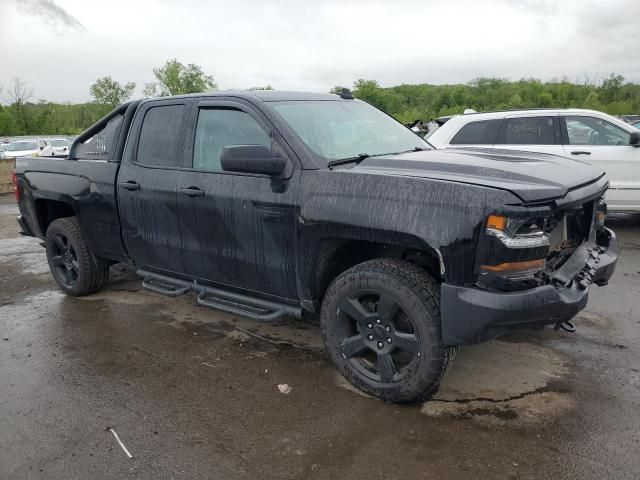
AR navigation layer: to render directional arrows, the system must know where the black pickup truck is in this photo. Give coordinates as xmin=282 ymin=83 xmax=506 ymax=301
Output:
xmin=14 ymin=91 xmax=618 ymax=402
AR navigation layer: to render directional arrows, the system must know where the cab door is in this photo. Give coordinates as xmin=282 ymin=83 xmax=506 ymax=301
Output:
xmin=173 ymin=99 xmax=300 ymax=300
xmin=117 ymin=99 xmax=191 ymax=275
xmin=561 ymin=115 xmax=640 ymax=210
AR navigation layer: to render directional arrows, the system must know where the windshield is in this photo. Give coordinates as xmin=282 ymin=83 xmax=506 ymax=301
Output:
xmin=50 ymin=139 xmax=69 ymax=147
xmin=271 ymin=100 xmax=430 ymax=162
xmin=7 ymin=141 xmax=38 ymax=151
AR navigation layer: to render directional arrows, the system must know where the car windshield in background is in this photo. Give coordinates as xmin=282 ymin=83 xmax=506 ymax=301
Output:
xmin=50 ymin=139 xmax=70 ymax=147
xmin=7 ymin=141 xmax=38 ymax=151
xmin=272 ymin=100 xmax=430 ymax=162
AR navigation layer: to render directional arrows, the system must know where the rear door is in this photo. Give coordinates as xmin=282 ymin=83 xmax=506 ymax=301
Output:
xmin=493 ymin=115 xmax=566 ymax=156
xmin=560 ymin=114 xmax=639 ymax=210
xmin=173 ymin=98 xmax=300 ymax=299
xmin=446 ymin=118 xmax=503 ymax=148
xmin=117 ymin=99 xmax=191 ymax=274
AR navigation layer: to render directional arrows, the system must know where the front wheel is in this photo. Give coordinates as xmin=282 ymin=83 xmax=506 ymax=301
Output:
xmin=45 ymin=217 xmax=110 ymax=296
xmin=321 ymin=259 xmax=455 ymax=403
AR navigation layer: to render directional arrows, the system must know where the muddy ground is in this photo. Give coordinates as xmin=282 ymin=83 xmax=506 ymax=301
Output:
xmin=1 ymin=194 xmax=639 ymax=479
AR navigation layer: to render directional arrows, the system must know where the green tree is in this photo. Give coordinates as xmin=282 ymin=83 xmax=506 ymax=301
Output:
xmin=3 ymin=78 xmax=33 ymax=135
xmin=144 ymin=59 xmax=217 ymax=97
xmin=352 ymin=79 xmax=382 ymax=104
xmin=599 ymin=73 xmax=625 ymax=104
xmin=509 ymin=93 xmax=523 ymax=107
xmin=90 ymin=76 xmax=136 ymax=108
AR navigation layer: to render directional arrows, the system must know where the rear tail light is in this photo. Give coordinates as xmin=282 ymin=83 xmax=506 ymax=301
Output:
xmin=12 ymin=171 xmax=19 ymax=202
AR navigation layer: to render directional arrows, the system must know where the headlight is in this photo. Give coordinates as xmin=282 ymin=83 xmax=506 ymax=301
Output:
xmin=479 ymin=214 xmax=551 ymax=288
xmin=485 ymin=214 xmax=549 ymax=249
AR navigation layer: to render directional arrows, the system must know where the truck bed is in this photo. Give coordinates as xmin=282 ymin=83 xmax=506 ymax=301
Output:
xmin=15 ymin=156 xmax=126 ymax=262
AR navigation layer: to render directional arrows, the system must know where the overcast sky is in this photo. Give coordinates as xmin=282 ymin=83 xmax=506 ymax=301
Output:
xmin=1 ymin=0 xmax=638 ymax=103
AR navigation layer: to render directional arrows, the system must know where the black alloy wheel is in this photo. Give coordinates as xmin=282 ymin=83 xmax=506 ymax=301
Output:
xmin=45 ymin=217 xmax=110 ymax=296
xmin=338 ymin=290 xmax=420 ymax=384
xmin=49 ymin=232 xmax=79 ymax=287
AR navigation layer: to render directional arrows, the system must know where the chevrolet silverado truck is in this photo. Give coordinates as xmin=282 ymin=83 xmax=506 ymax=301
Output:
xmin=13 ymin=91 xmax=618 ymax=403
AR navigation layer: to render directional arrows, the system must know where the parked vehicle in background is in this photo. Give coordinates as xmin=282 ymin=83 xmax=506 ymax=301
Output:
xmin=41 ymin=138 xmax=71 ymax=157
xmin=4 ymin=139 xmax=50 ymax=158
xmin=619 ymin=115 xmax=640 ymax=124
xmin=13 ymin=92 xmax=618 ymax=403
xmin=427 ymin=109 xmax=640 ymax=211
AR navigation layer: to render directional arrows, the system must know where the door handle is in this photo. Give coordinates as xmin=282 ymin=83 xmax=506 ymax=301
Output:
xmin=119 ymin=181 xmax=140 ymax=191
xmin=571 ymin=151 xmax=591 ymax=155
xmin=179 ymin=187 xmax=205 ymax=197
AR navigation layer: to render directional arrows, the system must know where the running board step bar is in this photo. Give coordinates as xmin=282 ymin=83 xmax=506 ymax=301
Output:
xmin=141 ymin=272 xmax=191 ymax=297
xmin=138 ymin=269 xmax=301 ymax=322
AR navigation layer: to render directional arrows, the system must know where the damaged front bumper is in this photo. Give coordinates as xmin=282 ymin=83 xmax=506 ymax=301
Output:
xmin=440 ymin=227 xmax=618 ymax=346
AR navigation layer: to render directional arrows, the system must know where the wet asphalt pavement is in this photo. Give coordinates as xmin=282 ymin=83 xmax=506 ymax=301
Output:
xmin=1 ymin=194 xmax=639 ymax=479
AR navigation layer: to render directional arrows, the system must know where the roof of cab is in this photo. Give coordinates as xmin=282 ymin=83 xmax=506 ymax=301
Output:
xmin=244 ymin=90 xmax=341 ymax=102
xmin=142 ymin=90 xmax=343 ymax=103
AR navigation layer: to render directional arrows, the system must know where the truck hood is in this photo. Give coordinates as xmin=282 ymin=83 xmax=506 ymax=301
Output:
xmin=348 ymin=147 xmax=605 ymax=203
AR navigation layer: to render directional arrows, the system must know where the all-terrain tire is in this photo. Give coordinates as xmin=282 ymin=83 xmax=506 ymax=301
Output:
xmin=45 ymin=217 xmax=110 ymax=296
xmin=321 ymin=258 xmax=456 ymax=403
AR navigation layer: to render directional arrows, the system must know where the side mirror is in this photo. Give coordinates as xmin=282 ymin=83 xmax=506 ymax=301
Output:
xmin=630 ymin=131 xmax=640 ymax=147
xmin=221 ymin=145 xmax=289 ymax=176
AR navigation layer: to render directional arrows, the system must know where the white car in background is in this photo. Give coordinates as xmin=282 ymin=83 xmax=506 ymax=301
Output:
xmin=427 ymin=109 xmax=640 ymax=211
xmin=41 ymin=138 xmax=71 ymax=157
xmin=4 ymin=139 xmax=50 ymax=158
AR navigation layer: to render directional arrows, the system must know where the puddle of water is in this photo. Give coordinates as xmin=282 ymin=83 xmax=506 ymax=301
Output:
xmin=333 ymin=339 xmax=573 ymax=426
xmin=80 ymin=280 xmax=324 ymax=350
xmin=0 ymin=236 xmax=49 ymax=275
xmin=421 ymin=341 xmax=572 ymax=425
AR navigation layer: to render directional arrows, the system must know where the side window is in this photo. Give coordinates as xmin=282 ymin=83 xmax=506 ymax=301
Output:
xmin=504 ymin=117 xmax=555 ymax=145
xmin=137 ymin=104 xmax=187 ymax=167
xmin=450 ymin=119 xmax=501 ymax=145
xmin=193 ymin=108 xmax=271 ymax=171
xmin=565 ymin=116 xmax=631 ymax=146
xmin=75 ymin=112 xmax=124 ymax=160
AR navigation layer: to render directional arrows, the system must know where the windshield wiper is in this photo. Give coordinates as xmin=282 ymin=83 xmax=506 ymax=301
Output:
xmin=327 ymin=153 xmax=370 ymax=170
xmin=395 ymin=146 xmax=426 ymax=154
xmin=326 ymin=147 xmax=426 ymax=170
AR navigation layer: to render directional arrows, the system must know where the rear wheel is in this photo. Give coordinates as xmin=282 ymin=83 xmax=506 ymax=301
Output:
xmin=321 ymin=259 xmax=455 ymax=403
xmin=45 ymin=217 xmax=110 ymax=296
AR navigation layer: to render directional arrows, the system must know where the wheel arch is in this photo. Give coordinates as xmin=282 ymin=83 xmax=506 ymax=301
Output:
xmin=303 ymin=231 xmax=443 ymax=313
xmin=34 ymin=196 xmax=77 ymax=237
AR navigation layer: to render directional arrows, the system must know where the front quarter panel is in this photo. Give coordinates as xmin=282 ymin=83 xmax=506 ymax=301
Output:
xmin=298 ymin=169 xmax=521 ymax=298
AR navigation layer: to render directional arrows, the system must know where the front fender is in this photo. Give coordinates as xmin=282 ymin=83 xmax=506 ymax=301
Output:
xmin=297 ymin=170 xmax=520 ymax=298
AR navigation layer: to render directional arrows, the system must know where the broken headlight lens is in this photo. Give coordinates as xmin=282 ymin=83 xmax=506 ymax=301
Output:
xmin=485 ymin=214 xmax=550 ymax=249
